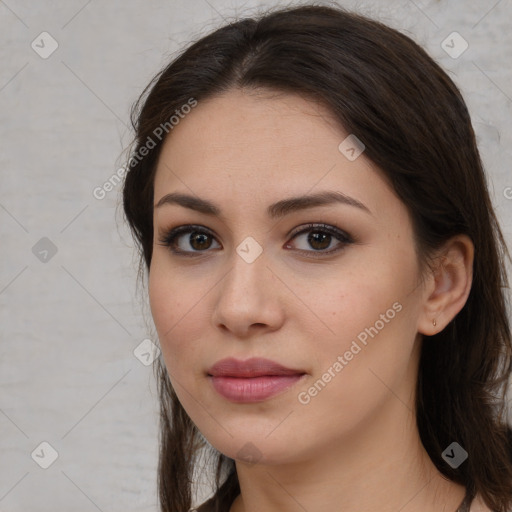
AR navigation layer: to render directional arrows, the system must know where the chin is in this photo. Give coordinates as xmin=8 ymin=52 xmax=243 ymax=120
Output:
xmin=197 ymin=425 xmax=305 ymax=467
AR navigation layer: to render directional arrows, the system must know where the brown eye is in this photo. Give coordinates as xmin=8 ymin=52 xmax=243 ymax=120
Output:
xmin=286 ymin=223 xmax=353 ymax=257
xmin=157 ymin=223 xmax=353 ymax=258
xmin=157 ymin=225 xmax=221 ymax=256
xmin=306 ymin=231 xmax=332 ymax=250
xmin=188 ymin=232 xmax=213 ymax=250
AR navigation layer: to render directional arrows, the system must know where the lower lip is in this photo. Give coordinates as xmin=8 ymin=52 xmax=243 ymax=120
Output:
xmin=209 ymin=374 xmax=305 ymax=403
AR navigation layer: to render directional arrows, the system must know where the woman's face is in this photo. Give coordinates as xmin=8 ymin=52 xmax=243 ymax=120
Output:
xmin=149 ymin=88 xmax=428 ymax=465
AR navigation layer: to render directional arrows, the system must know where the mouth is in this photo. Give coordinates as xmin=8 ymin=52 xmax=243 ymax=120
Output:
xmin=207 ymin=357 xmax=307 ymax=403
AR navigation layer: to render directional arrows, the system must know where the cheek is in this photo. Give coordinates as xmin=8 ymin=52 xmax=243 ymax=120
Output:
xmin=148 ymin=264 xmax=176 ymax=339
xmin=147 ymin=258 xmax=228 ymax=444
xmin=293 ymin=287 xmax=418 ymax=444
xmin=148 ymin=269 xmax=214 ymax=433
xmin=317 ymin=262 xmax=406 ymax=336
xmin=148 ymin=262 xmax=189 ymax=360
xmin=309 ymin=261 xmax=419 ymax=386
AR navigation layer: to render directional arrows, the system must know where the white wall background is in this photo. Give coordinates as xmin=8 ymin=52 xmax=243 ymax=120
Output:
xmin=1 ymin=0 xmax=511 ymax=510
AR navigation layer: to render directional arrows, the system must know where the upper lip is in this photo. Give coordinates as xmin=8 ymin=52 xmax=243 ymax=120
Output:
xmin=207 ymin=357 xmax=305 ymax=378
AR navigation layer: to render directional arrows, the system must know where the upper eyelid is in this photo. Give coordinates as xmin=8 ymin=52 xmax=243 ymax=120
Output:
xmin=159 ymin=222 xmax=348 ymax=238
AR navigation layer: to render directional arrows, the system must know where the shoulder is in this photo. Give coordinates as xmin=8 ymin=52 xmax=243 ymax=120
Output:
xmin=470 ymin=492 xmax=508 ymax=512
xmin=191 ymin=496 xmax=216 ymax=512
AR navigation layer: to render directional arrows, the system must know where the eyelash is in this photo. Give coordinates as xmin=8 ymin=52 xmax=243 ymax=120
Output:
xmin=156 ymin=223 xmax=354 ymax=259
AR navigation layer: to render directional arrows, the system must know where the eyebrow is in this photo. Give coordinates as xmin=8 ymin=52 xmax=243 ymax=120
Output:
xmin=154 ymin=190 xmax=371 ymax=219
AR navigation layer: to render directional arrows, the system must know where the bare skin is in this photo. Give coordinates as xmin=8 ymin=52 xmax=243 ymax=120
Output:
xmin=149 ymin=88 xmax=487 ymax=512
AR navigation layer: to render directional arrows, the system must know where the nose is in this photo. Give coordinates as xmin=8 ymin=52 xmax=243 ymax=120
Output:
xmin=211 ymin=246 xmax=285 ymax=339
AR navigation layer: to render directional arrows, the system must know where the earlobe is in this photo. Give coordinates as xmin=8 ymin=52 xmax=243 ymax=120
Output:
xmin=417 ymin=235 xmax=474 ymax=336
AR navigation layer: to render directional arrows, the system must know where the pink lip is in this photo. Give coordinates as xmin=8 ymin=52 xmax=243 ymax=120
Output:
xmin=207 ymin=357 xmax=306 ymax=403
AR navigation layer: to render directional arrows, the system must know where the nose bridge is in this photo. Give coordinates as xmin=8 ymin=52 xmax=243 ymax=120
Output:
xmin=223 ymin=236 xmax=269 ymax=300
xmin=212 ymin=236 xmax=283 ymax=334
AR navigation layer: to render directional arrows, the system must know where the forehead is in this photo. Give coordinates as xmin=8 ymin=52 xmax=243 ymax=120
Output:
xmin=155 ymin=89 xmax=344 ymax=171
xmin=152 ymin=88 xmax=399 ymax=221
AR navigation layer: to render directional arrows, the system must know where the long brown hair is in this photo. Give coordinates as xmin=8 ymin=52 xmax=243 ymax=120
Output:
xmin=122 ymin=4 xmax=512 ymax=511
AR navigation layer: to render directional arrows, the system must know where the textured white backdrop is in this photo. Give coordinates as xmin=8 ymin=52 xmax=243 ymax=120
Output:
xmin=1 ymin=0 xmax=511 ymax=510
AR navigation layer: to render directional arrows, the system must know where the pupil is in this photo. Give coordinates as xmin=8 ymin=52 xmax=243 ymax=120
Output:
xmin=309 ymin=232 xmax=330 ymax=250
xmin=191 ymin=232 xmax=210 ymax=250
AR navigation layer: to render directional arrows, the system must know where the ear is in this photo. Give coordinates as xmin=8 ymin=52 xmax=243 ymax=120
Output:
xmin=417 ymin=234 xmax=474 ymax=336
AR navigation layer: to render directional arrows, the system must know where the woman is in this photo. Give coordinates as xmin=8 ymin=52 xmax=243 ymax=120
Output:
xmin=122 ymin=4 xmax=512 ymax=512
